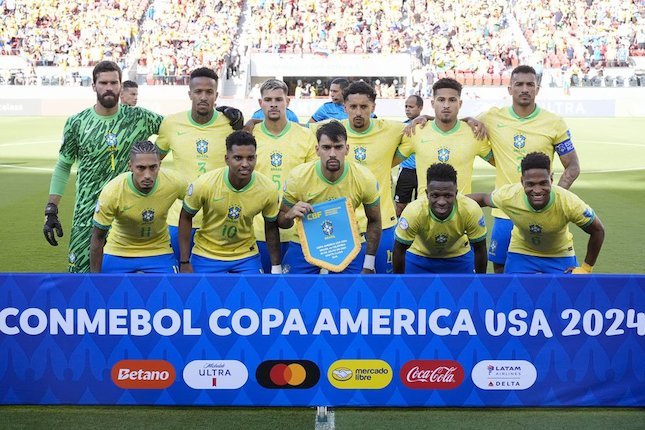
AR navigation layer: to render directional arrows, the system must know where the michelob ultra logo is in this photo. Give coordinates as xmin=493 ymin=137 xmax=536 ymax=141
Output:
xmin=111 ymin=359 xmax=176 ymax=389
xmin=328 ymin=359 xmax=392 ymax=389
xmin=256 ymin=360 xmax=320 ymax=389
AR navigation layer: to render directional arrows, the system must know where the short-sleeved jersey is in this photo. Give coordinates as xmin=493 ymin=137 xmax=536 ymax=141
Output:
xmin=395 ymin=194 xmax=487 ymax=258
xmin=341 ymin=118 xmax=405 ymax=230
xmin=252 ymin=121 xmax=317 ymax=242
xmin=311 ymin=102 xmax=347 ymax=121
xmin=491 ymin=183 xmax=595 ymax=257
xmin=183 ymin=167 xmax=280 ymax=261
xmin=282 ymin=161 xmax=380 ymax=244
xmin=479 ymin=106 xmax=575 ymax=218
xmin=58 ymin=105 xmax=163 ymax=227
xmin=399 ymin=121 xmax=492 ymax=196
xmin=156 ymin=110 xmax=234 ymax=228
xmin=93 ymin=170 xmax=187 ymax=257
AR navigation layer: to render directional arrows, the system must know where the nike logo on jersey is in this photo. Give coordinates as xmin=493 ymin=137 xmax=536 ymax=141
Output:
xmin=496 ymin=123 xmax=507 ymax=128
xmin=121 ymin=205 xmax=135 ymax=212
xmin=177 ymin=131 xmax=189 ymax=136
xmin=307 ymin=192 xmax=317 ymax=198
xmin=213 ymin=197 xmax=225 ymax=202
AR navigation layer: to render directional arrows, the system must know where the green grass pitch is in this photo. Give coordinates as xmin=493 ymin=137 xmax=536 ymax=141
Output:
xmin=0 ymin=116 xmax=643 ymax=428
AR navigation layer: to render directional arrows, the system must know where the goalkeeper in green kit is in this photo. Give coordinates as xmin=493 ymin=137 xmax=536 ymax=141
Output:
xmin=42 ymin=60 xmax=245 ymax=273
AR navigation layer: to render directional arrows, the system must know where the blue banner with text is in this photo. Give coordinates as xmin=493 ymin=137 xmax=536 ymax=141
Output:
xmin=1 ymin=274 xmax=643 ymax=406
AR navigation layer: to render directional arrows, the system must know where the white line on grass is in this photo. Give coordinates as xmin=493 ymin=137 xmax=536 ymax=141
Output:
xmin=473 ymin=166 xmax=645 ymax=178
xmin=0 ymin=164 xmax=57 ymax=172
xmin=0 ymin=140 xmax=59 ymax=147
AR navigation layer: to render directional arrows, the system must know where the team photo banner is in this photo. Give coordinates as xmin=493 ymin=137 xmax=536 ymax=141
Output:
xmin=0 ymin=274 xmax=643 ymax=406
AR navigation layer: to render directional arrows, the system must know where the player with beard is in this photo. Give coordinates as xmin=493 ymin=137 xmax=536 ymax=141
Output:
xmin=43 ymin=61 xmax=163 ymax=273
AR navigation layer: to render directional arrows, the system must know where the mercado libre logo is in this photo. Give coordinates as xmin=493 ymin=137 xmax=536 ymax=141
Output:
xmin=256 ymin=360 xmax=320 ymax=389
xmin=471 ymin=360 xmax=537 ymax=390
xmin=111 ymin=359 xmax=176 ymax=389
xmin=328 ymin=359 xmax=392 ymax=389
xmin=400 ymin=360 xmax=464 ymax=390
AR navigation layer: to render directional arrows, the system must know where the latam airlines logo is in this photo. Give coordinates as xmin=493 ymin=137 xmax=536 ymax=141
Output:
xmin=328 ymin=359 xmax=392 ymax=389
xmin=256 ymin=360 xmax=320 ymax=389
xmin=400 ymin=360 xmax=464 ymax=390
xmin=183 ymin=360 xmax=248 ymax=389
xmin=471 ymin=360 xmax=537 ymax=390
xmin=111 ymin=360 xmax=176 ymax=389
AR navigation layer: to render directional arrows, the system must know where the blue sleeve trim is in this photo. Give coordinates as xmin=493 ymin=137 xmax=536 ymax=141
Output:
xmin=92 ymin=220 xmax=111 ymax=231
xmin=394 ymin=233 xmax=413 ymax=245
xmin=282 ymin=198 xmax=295 ymax=208
xmin=264 ymin=215 xmax=278 ymax=222
xmin=364 ymin=197 xmax=381 ymax=209
xmin=581 ymin=215 xmax=595 ymax=228
xmin=182 ymin=202 xmax=199 ymax=215
xmin=469 ymin=235 xmax=487 ymax=244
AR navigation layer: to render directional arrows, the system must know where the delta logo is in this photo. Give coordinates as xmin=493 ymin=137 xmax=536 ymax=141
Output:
xmin=111 ymin=359 xmax=176 ymax=389
xmin=400 ymin=360 xmax=464 ymax=390
xmin=471 ymin=360 xmax=537 ymax=390
xmin=328 ymin=359 xmax=392 ymax=389
xmin=183 ymin=360 xmax=248 ymax=390
xmin=256 ymin=360 xmax=320 ymax=389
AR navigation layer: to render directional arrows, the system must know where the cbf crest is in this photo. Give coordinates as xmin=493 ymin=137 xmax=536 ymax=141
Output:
xmin=513 ymin=134 xmax=526 ymax=149
xmin=196 ymin=139 xmax=209 ymax=154
xmin=105 ymin=133 xmax=118 ymax=149
xmin=438 ymin=147 xmax=450 ymax=162
xmin=354 ymin=146 xmax=367 ymax=162
xmin=270 ymin=151 xmax=283 ymax=167
xmin=529 ymin=224 xmax=542 ymax=234
xmin=142 ymin=209 xmax=155 ymax=223
xmin=435 ymin=234 xmax=448 ymax=244
xmin=321 ymin=220 xmax=334 ymax=236
xmin=227 ymin=205 xmax=241 ymax=220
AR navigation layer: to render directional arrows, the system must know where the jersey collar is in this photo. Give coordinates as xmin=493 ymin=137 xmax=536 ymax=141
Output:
xmin=431 ymin=120 xmax=461 ymax=135
xmin=224 ymin=167 xmax=255 ymax=192
xmin=429 ymin=198 xmax=457 ymax=223
xmin=127 ymin=172 xmax=159 ymax=196
xmin=344 ymin=119 xmax=374 ymax=135
xmin=260 ymin=120 xmax=291 ymax=139
xmin=523 ymin=189 xmax=555 ymax=212
xmin=315 ymin=160 xmax=348 ymax=184
xmin=187 ymin=110 xmax=218 ymax=127
xmin=508 ymin=105 xmax=541 ymax=121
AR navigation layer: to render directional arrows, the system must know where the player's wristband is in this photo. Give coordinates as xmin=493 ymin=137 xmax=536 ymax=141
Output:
xmin=180 ymin=260 xmax=190 ymax=265
xmin=271 ymin=265 xmax=282 ymax=274
xmin=363 ymin=254 xmax=376 ymax=271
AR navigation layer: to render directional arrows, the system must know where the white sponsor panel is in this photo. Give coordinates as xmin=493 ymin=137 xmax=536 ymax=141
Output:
xmin=471 ymin=360 xmax=537 ymax=390
xmin=183 ymin=360 xmax=248 ymax=389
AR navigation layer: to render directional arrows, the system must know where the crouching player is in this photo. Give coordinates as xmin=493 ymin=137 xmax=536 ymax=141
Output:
xmin=468 ymin=152 xmax=604 ymax=274
xmin=90 ymin=141 xmax=188 ymax=273
xmin=393 ymin=163 xmax=488 ymax=274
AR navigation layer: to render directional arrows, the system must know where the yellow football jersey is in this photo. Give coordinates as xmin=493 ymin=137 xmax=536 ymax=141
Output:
xmin=491 ymin=183 xmax=595 ymax=257
xmin=282 ymin=160 xmax=380 ymax=244
xmin=479 ymin=106 xmax=574 ymax=218
xmin=93 ymin=170 xmax=187 ymax=257
xmin=156 ymin=110 xmax=234 ymax=227
xmin=183 ymin=167 xmax=280 ymax=261
xmin=395 ymin=194 xmax=487 ymax=258
xmin=399 ymin=121 xmax=492 ymax=195
xmin=252 ymin=121 xmax=317 ymax=242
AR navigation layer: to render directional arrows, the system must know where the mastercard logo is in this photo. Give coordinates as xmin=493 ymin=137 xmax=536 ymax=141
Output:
xmin=256 ymin=360 xmax=320 ymax=389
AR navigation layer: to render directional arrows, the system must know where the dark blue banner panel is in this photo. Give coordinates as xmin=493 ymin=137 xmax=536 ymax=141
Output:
xmin=1 ymin=274 xmax=643 ymax=406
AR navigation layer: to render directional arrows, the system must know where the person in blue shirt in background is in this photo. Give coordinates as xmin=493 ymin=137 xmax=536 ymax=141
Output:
xmin=308 ymin=78 xmax=350 ymax=123
xmin=395 ymin=95 xmax=424 ymax=217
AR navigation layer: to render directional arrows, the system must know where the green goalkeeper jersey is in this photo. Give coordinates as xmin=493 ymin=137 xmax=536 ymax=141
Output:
xmin=58 ymin=104 xmax=163 ymax=228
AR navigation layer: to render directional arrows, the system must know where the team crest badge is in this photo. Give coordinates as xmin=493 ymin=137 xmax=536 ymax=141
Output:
xmin=68 ymin=252 xmax=77 ymax=264
xmin=227 ymin=205 xmax=241 ymax=220
xmin=398 ymin=217 xmax=409 ymax=230
xmin=321 ymin=220 xmax=334 ymax=236
xmin=438 ymin=147 xmax=450 ymax=162
xmin=489 ymin=240 xmax=498 ymax=255
xmin=142 ymin=209 xmax=155 ymax=223
xmin=513 ymin=134 xmax=526 ymax=149
xmin=354 ymin=146 xmax=367 ymax=162
xmin=105 ymin=133 xmax=118 ymax=148
xmin=196 ymin=139 xmax=208 ymax=154
xmin=529 ymin=224 xmax=542 ymax=234
xmin=270 ymin=151 xmax=283 ymax=167
xmin=583 ymin=208 xmax=594 ymax=218
xmin=435 ymin=234 xmax=448 ymax=244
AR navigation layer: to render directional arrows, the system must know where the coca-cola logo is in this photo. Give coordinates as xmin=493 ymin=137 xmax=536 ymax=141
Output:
xmin=400 ymin=360 xmax=464 ymax=389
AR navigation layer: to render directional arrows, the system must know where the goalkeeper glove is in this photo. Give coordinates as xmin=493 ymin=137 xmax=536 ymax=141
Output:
xmin=43 ymin=203 xmax=64 ymax=246
xmin=571 ymin=263 xmax=593 ymax=274
xmin=216 ymin=105 xmax=244 ymax=130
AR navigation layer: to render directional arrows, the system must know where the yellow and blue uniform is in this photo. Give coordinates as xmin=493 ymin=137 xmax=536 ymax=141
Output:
xmin=395 ymin=194 xmax=487 ymax=273
xmin=479 ymin=106 xmax=575 ymax=264
xmin=156 ymin=110 xmax=234 ymax=260
xmin=490 ymin=183 xmax=595 ymax=273
xmin=282 ymin=160 xmax=380 ymax=274
xmin=252 ymin=121 xmax=317 ymax=271
xmin=183 ymin=167 xmax=280 ymax=273
xmin=399 ymin=121 xmax=492 ymax=195
xmin=92 ymin=170 xmax=187 ymax=272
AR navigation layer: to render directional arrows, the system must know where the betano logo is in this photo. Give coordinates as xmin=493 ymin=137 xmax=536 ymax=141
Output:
xmin=183 ymin=360 xmax=248 ymax=390
xmin=111 ymin=359 xmax=175 ymax=389
xmin=256 ymin=360 xmax=320 ymax=389
xmin=400 ymin=360 xmax=464 ymax=390
xmin=328 ymin=359 xmax=392 ymax=389
xmin=471 ymin=360 xmax=537 ymax=390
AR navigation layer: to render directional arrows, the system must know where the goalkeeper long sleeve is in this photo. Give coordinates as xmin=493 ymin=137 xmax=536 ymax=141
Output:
xmin=48 ymin=158 xmax=73 ymax=195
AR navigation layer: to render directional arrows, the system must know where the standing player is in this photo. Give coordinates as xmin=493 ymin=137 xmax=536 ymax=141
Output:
xmin=398 ymin=78 xmax=493 ymax=198
xmin=120 ymin=80 xmax=139 ymax=106
xmin=468 ymin=152 xmax=603 ymax=274
xmin=278 ymin=121 xmax=381 ymax=274
xmin=308 ymin=78 xmax=350 ymax=123
xmin=178 ymin=131 xmax=281 ymax=274
xmin=156 ymin=67 xmax=243 ymax=262
xmin=251 ymin=79 xmax=318 ymax=272
xmin=393 ymin=163 xmax=487 ymax=274
xmin=90 ymin=141 xmax=187 ymax=273
xmin=480 ymin=65 xmax=581 ymax=273
xmin=43 ymin=60 xmax=163 ymax=273
xmin=395 ymin=94 xmax=424 ymax=217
